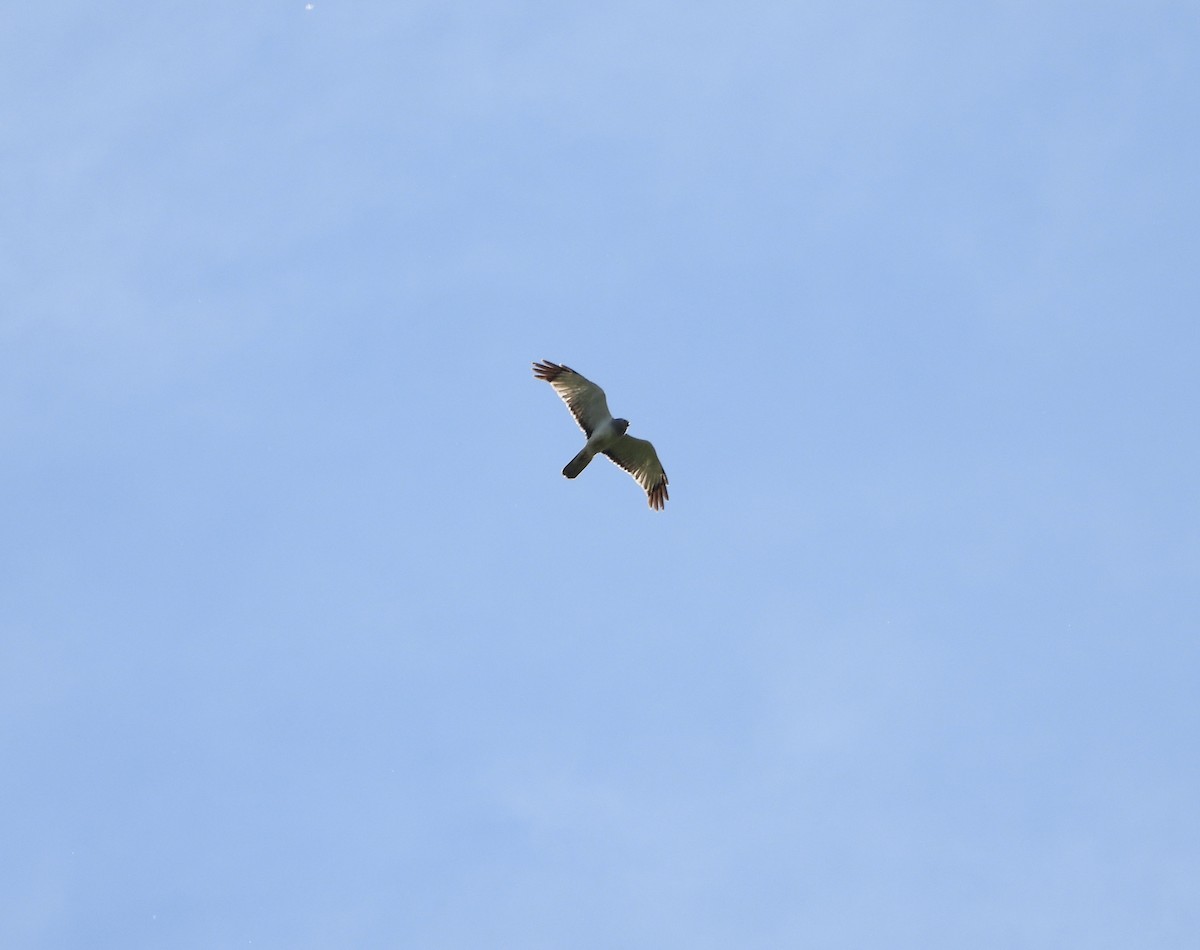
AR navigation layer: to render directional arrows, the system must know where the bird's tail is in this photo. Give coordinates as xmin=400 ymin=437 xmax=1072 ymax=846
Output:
xmin=562 ymin=448 xmax=593 ymax=479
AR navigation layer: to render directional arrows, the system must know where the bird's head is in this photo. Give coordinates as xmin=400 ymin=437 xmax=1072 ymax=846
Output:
xmin=614 ymin=418 xmax=630 ymax=434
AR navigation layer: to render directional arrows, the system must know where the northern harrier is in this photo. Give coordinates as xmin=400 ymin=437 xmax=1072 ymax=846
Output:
xmin=533 ymin=360 xmax=669 ymax=511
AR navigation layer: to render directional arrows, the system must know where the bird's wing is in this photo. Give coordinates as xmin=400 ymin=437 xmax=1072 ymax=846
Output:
xmin=532 ymin=360 xmax=613 ymax=438
xmin=603 ymin=435 xmax=669 ymax=510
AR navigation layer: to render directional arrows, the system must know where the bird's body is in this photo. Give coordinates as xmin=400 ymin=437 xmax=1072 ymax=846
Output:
xmin=532 ymin=360 xmax=669 ymax=510
xmin=562 ymin=416 xmax=629 ymax=478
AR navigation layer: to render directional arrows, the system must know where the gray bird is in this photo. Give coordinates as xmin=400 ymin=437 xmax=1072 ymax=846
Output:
xmin=533 ymin=360 xmax=669 ymax=510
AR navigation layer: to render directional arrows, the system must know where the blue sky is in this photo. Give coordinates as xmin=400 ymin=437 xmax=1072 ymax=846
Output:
xmin=3 ymin=3 xmax=1198 ymax=947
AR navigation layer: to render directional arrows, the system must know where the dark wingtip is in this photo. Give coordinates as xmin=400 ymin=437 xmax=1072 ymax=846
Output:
xmin=533 ymin=360 xmax=576 ymax=379
xmin=647 ymin=474 xmax=669 ymax=511
xmin=533 ymin=359 xmax=568 ymax=382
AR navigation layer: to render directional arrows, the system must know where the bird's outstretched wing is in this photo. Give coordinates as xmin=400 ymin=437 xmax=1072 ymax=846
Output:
xmin=603 ymin=435 xmax=669 ymax=511
xmin=532 ymin=360 xmax=612 ymax=438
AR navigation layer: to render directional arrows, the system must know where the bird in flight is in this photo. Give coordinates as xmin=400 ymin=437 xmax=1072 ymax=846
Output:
xmin=533 ymin=360 xmax=669 ymax=511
